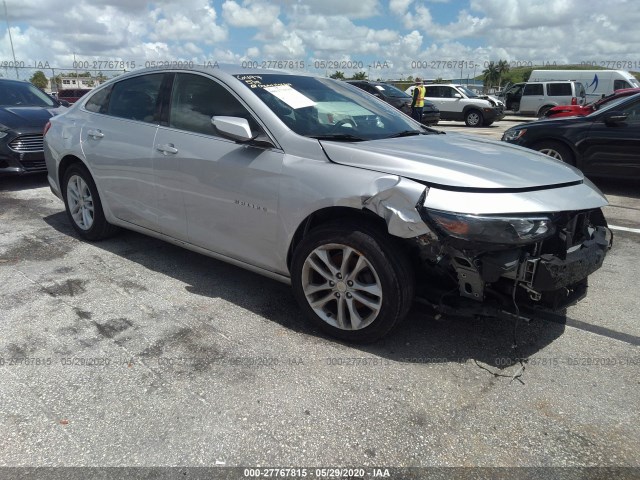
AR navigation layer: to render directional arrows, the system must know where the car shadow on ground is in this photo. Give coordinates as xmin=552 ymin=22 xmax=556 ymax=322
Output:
xmin=0 ymin=173 xmax=48 ymax=192
xmin=43 ymin=211 xmax=566 ymax=372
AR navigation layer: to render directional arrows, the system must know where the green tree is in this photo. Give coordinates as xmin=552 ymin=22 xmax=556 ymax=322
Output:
xmin=496 ymin=59 xmax=510 ymax=88
xmin=351 ymin=71 xmax=367 ymax=80
xmin=482 ymin=61 xmax=499 ymax=91
xmin=30 ymin=70 xmax=48 ymax=89
xmin=329 ymin=71 xmax=345 ymax=79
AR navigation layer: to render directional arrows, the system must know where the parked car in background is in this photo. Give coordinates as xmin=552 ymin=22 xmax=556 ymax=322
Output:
xmin=45 ymin=66 xmax=611 ymax=342
xmin=517 ymin=81 xmax=586 ymax=117
xmin=56 ymin=88 xmax=93 ymax=104
xmin=407 ymin=84 xmax=505 ymax=127
xmin=502 ymin=93 xmax=640 ymax=178
xmin=543 ymin=87 xmax=640 ymax=118
xmin=347 ymin=80 xmax=439 ymax=125
xmin=529 ymin=69 xmax=640 ymax=102
xmin=0 ymin=79 xmax=67 ymax=175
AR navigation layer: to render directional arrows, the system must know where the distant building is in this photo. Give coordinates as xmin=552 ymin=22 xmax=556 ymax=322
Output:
xmin=48 ymin=76 xmax=106 ymax=92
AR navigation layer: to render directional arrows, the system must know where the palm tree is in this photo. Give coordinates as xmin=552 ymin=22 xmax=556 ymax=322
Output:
xmin=496 ymin=60 xmax=510 ymax=89
xmin=351 ymin=71 xmax=367 ymax=80
xmin=482 ymin=61 xmax=499 ymax=91
xmin=329 ymin=71 xmax=345 ymax=80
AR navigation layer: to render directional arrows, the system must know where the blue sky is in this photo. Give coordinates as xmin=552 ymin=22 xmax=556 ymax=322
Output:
xmin=1 ymin=0 xmax=639 ymax=82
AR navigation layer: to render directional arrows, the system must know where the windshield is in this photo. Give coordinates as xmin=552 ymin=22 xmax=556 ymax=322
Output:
xmin=375 ymin=83 xmax=411 ymax=98
xmin=235 ymin=74 xmax=424 ymax=140
xmin=628 ymin=78 xmax=640 ymax=88
xmin=457 ymin=86 xmax=478 ymax=98
xmin=0 ymin=81 xmax=57 ymax=107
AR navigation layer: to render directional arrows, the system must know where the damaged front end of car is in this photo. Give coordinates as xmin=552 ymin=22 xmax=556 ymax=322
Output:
xmin=365 ymin=179 xmax=612 ymax=319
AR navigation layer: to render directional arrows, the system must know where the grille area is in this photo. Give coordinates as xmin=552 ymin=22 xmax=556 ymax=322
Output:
xmin=9 ymin=134 xmax=44 ymax=153
xmin=20 ymin=159 xmax=46 ymax=171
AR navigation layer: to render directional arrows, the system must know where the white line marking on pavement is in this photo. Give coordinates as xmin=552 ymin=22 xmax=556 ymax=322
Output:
xmin=609 ymin=225 xmax=640 ymax=234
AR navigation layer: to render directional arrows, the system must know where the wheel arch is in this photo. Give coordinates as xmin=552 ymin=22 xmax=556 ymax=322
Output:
xmin=537 ymin=104 xmax=558 ymax=116
xmin=531 ymin=137 xmax=579 ymax=166
xmin=462 ymin=105 xmax=483 ymax=116
xmin=58 ymin=155 xmax=88 ymax=195
xmin=286 ymin=206 xmax=388 ymax=272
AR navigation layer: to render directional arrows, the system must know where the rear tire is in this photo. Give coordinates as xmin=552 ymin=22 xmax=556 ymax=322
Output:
xmin=465 ymin=109 xmax=483 ymax=127
xmin=538 ymin=105 xmax=554 ymax=117
xmin=291 ymin=220 xmax=414 ymax=343
xmin=62 ymin=163 xmax=119 ymax=241
xmin=534 ymin=141 xmax=575 ymax=165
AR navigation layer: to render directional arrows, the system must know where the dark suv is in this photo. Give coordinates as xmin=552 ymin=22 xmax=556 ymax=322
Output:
xmin=57 ymin=88 xmax=93 ymax=104
xmin=347 ymin=80 xmax=440 ymax=125
xmin=0 ymin=79 xmax=67 ymax=175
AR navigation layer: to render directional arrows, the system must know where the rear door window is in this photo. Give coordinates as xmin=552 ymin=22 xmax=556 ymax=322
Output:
xmin=85 ymin=85 xmax=113 ymax=114
xmin=523 ymin=84 xmax=544 ymax=96
xmin=424 ymin=86 xmax=439 ymax=97
xmin=547 ymin=83 xmax=572 ymax=96
xmin=107 ymin=74 xmax=164 ymax=123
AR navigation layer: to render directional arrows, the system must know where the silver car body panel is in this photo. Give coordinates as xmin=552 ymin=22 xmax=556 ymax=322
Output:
xmin=320 ymin=133 xmax=585 ymax=189
xmin=45 ymin=65 xmax=609 ymax=285
xmin=423 ymin=180 xmax=608 ymax=215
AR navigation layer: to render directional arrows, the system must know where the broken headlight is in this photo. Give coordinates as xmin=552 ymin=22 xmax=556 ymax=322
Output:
xmin=426 ymin=210 xmax=555 ymax=245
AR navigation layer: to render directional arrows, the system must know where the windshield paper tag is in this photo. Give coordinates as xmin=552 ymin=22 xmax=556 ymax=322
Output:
xmin=263 ymin=85 xmax=316 ymax=109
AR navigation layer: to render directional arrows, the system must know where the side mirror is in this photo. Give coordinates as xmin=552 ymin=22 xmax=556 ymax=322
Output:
xmin=453 ymin=93 xmax=462 ymax=99
xmin=212 ymin=116 xmax=253 ymax=142
xmin=59 ymin=100 xmax=70 ymax=107
xmin=374 ymin=93 xmax=383 ymax=98
xmin=603 ymin=111 xmax=628 ymax=126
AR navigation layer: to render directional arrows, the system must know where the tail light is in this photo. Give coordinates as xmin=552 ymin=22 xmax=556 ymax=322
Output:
xmin=571 ymin=97 xmax=577 ymax=105
xmin=43 ymin=121 xmax=52 ymax=137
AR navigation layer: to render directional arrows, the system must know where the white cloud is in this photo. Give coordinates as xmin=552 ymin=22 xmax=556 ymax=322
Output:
xmin=389 ymin=0 xmax=413 ymax=15
xmin=1 ymin=0 xmax=639 ymax=84
xmin=222 ymin=1 xmax=281 ymax=28
xmin=149 ymin=3 xmax=227 ymax=44
xmin=285 ymin=0 xmax=382 ymax=19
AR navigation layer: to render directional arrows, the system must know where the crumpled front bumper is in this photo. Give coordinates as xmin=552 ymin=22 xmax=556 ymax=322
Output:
xmin=532 ymin=226 xmax=610 ymax=292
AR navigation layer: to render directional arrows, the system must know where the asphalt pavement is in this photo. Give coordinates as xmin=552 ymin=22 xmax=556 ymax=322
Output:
xmin=1 ymin=151 xmax=638 ymax=475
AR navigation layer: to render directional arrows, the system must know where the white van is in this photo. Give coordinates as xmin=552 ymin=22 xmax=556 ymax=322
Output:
xmin=529 ymin=70 xmax=640 ymax=101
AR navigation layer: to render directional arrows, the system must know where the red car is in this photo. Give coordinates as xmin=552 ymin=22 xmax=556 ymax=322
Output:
xmin=544 ymin=88 xmax=640 ymax=118
xmin=56 ymin=88 xmax=93 ymax=104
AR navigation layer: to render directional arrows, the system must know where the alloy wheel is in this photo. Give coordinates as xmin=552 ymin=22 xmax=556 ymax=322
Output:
xmin=301 ymin=243 xmax=383 ymax=330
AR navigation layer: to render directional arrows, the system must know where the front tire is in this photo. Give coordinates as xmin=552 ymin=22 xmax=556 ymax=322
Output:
xmin=291 ymin=221 xmax=414 ymax=343
xmin=534 ymin=141 xmax=575 ymax=165
xmin=63 ymin=163 xmax=118 ymax=241
xmin=465 ymin=109 xmax=483 ymax=127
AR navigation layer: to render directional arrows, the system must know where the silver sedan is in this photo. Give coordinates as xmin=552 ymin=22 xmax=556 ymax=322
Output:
xmin=44 ymin=65 xmax=611 ymax=342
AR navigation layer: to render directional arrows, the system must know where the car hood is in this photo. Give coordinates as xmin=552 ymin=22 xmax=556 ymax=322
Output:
xmin=320 ymin=133 xmax=584 ymax=189
xmin=0 ymin=106 xmax=66 ymax=129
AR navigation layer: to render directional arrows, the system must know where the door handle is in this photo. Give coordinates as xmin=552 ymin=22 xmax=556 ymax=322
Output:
xmin=87 ymin=129 xmax=104 ymax=139
xmin=156 ymin=143 xmax=178 ymax=155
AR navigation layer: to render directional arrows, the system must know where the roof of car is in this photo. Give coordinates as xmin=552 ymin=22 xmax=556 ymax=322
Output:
xmin=92 ymin=64 xmax=319 ymax=91
xmin=346 ymin=80 xmax=386 ymax=85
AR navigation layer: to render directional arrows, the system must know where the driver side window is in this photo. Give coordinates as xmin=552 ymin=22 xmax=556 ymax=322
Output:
xmin=169 ymin=73 xmax=260 ymax=136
